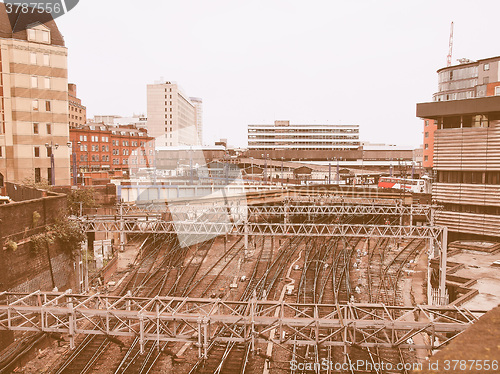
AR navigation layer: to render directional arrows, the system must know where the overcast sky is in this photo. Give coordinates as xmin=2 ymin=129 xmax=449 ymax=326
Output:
xmin=56 ymin=0 xmax=500 ymax=148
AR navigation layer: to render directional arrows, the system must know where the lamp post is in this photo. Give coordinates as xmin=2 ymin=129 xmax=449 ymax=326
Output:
xmin=224 ymin=152 xmax=229 ymax=185
xmin=281 ymin=157 xmax=284 ymax=185
xmin=67 ymin=141 xmax=79 ymax=186
xmin=189 ymin=146 xmax=193 ymax=185
xmin=328 ymin=159 xmax=331 ymax=185
xmin=45 ymin=141 xmax=59 ymax=185
xmin=262 ymin=154 xmax=268 ymax=183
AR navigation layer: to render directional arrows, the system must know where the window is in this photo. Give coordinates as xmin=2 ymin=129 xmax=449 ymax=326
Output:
xmin=45 ymin=101 xmax=51 ymax=111
xmin=484 ymin=63 xmax=490 ymax=71
xmin=46 ymin=124 xmax=51 ymax=135
xmin=33 ymin=123 xmax=39 ymax=134
xmin=495 ymin=86 xmax=500 ymax=96
xmin=424 ymin=132 xmax=429 ymax=138
xmin=483 ymin=77 xmax=489 ymax=85
xmin=46 ymin=147 xmax=52 ymax=157
xmin=424 ymin=144 xmax=429 ymax=149
xmin=35 ymin=168 xmax=41 ymax=183
xmin=30 ymin=52 xmax=37 ymax=64
xmin=41 ymin=30 xmax=50 ymax=43
xmin=34 ymin=147 xmax=40 ymax=157
xmin=31 ymin=76 xmax=38 ymax=88
xmin=0 ymin=147 xmax=2 ymax=157
xmin=102 ymin=145 xmax=106 ymax=152
xmin=44 ymin=77 xmax=50 ymax=89
xmin=43 ymin=54 xmax=50 ymax=66
xmin=28 ymin=29 xmax=36 ymax=41
xmin=32 ymin=100 xmax=39 ymax=111
xmin=424 ymin=155 xmax=428 ymax=161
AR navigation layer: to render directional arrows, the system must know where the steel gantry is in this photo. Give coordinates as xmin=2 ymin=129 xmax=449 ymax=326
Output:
xmin=77 ymin=201 xmax=448 ymax=300
xmin=0 ymin=291 xmax=484 ymax=356
xmin=113 ymin=202 xmax=436 ymax=223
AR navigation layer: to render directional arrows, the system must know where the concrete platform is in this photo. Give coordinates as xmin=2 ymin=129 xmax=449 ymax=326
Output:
xmin=447 ymin=250 xmax=500 ymax=310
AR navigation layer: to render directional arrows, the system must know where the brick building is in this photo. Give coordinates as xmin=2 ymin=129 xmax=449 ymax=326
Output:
xmin=422 ymin=119 xmax=437 ymax=169
xmin=70 ymin=124 xmax=155 ymax=184
xmin=68 ymin=83 xmax=86 ymax=128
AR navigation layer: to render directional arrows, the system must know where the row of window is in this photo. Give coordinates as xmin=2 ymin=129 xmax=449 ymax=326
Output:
xmin=430 ymin=114 xmax=493 ymax=130
xmin=28 ymin=28 xmax=50 ymax=44
xmin=248 ymin=128 xmax=359 ymax=133
xmin=31 ymin=76 xmax=51 ymax=89
xmin=32 ymin=100 xmax=51 ymax=111
xmin=69 ymin=105 xmax=83 ymax=113
xmin=33 ymin=146 xmax=54 ymax=158
xmin=30 ymin=52 xmax=50 ymax=66
xmin=248 ymin=135 xmax=359 ymax=140
xmin=33 ymin=123 xmax=51 ymax=135
xmin=76 ymin=137 xmax=152 ymax=149
xmin=249 ymin=141 xmax=360 ymax=146
xmin=443 ymin=203 xmax=500 ymax=216
xmin=34 ymin=168 xmax=51 ymax=184
xmin=437 ymin=170 xmax=500 ymax=185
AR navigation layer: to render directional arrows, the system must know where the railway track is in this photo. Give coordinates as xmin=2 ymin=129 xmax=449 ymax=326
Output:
xmin=46 ymin=201 xmax=431 ymax=374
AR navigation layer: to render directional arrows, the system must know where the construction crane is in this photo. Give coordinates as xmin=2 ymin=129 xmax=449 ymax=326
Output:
xmin=446 ymin=22 xmax=454 ymax=67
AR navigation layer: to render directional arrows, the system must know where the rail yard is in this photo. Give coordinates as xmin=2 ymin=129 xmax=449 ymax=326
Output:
xmin=0 ymin=187 xmax=488 ymax=374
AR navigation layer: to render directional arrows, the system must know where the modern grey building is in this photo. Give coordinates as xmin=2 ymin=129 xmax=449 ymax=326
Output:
xmin=417 ymin=56 xmax=500 ymax=240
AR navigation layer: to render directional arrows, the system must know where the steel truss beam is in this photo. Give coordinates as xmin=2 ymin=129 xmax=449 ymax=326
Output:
xmin=77 ymin=220 xmax=445 ymax=248
xmin=0 ymin=292 xmax=483 ymax=355
xmin=116 ymin=202 xmax=435 ymax=221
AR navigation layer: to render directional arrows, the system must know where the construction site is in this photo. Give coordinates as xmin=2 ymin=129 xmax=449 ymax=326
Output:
xmin=0 ymin=184 xmax=493 ymax=374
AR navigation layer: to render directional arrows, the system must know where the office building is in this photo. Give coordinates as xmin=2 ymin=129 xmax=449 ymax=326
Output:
xmin=248 ymin=120 xmax=360 ymax=151
xmin=417 ymin=56 xmax=500 ymax=239
xmin=423 ymin=56 xmax=500 ymax=169
xmin=147 ymin=81 xmax=200 ymax=147
xmin=0 ymin=4 xmax=70 ymax=186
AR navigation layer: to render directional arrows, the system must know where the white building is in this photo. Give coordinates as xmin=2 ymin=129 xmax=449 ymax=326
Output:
xmin=248 ymin=120 xmax=360 ymax=151
xmin=189 ymin=97 xmax=203 ymax=146
xmin=147 ymin=81 xmax=200 ymax=147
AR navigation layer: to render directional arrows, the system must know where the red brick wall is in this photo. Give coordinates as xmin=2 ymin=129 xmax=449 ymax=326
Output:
xmin=423 ymin=119 xmax=437 ymax=168
xmin=0 ymin=188 xmax=75 ymax=293
xmin=486 ymin=82 xmax=500 ymax=96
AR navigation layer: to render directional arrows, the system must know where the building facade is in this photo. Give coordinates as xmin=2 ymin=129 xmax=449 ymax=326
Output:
xmin=68 ymin=83 xmax=86 ymax=129
xmin=423 ymin=119 xmax=437 ymax=168
xmin=113 ymin=115 xmax=147 ymax=129
xmin=70 ymin=124 xmax=155 ymax=183
xmin=248 ymin=121 xmax=360 ymax=151
xmin=0 ymin=5 xmax=70 ymax=186
xmin=147 ymin=82 xmax=200 ymax=147
xmin=417 ymin=58 xmax=500 ymax=240
xmin=423 ymin=56 xmax=500 ymax=169
xmin=190 ymin=97 xmax=203 ymax=146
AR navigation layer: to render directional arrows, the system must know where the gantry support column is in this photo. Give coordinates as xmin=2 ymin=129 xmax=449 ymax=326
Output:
xmin=439 ymin=227 xmax=448 ymax=305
